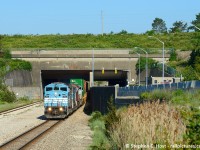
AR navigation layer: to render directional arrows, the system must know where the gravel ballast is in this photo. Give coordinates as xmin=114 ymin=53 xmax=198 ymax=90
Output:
xmin=0 ymin=104 xmax=93 ymax=150
xmin=0 ymin=103 xmax=45 ymax=145
xmin=29 ymin=105 xmax=93 ymax=150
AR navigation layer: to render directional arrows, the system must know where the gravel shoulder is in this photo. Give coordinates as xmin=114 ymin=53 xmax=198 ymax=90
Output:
xmin=29 ymin=105 xmax=93 ymax=150
xmin=0 ymin=103 xmax=45 ymax=145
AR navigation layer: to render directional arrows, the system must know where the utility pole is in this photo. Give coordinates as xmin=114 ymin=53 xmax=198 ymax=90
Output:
xmin=92 ymin=48 xmax=94 ymax=86
xmin=101 ymin=10 xmax=104 ymax=36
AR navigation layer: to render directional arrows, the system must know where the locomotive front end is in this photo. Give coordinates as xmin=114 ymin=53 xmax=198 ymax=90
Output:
xmin=44 ymin=83 xmax=69 ymax=119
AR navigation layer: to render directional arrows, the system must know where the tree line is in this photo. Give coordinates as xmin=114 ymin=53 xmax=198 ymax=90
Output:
xmin=147 ymin=13 xmax=200 ymax=34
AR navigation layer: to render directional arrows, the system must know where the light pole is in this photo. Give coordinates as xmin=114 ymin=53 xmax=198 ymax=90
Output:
xmin=92 ymin=48 xmax=94 ymax=87
xmin=194 ymin=25 xmax=200 ymax=31
xmin=134 ymin=47 xmax=148 ymax=87
xmin=130 ymin=50 xmax=140 ymax=86
xmin=148 ymin=36 xmax=165 ymax=84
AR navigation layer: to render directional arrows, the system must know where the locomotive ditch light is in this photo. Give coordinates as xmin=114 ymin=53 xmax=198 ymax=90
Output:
xmin=59 ymin=107 xmax=64 ymax=112
xmin=48 ymin=107 xmax=52 ymax=112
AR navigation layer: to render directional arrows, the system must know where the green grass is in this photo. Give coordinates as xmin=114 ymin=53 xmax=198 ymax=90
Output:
xmin=1 ymin=32 xmax=200 ymax=51
xmin=171 ymin=90 xmax=200 ymax=108
xmin=0 ymin=99 xmax=41 ymax=112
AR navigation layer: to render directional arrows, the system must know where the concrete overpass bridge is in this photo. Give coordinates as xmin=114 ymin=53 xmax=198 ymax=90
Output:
xmin=11 ymin=49 xmax=170 ymax=88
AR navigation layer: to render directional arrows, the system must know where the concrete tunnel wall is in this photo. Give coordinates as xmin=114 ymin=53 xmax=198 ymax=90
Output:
xmin=27 ymin=57 xmax=139 ymax=87
xmin=12 ymin=49 xmax=170 ymax=88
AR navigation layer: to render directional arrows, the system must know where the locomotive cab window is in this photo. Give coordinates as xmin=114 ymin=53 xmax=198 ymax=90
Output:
xmin=46 ymin=87 xmax=53 ymax=91
xmin=60 ymin=87 xmax=67 ymax=91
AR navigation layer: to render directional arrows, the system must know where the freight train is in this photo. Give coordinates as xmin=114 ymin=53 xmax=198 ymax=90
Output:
xmin=44 ymin=79 xmax=86 ymax=119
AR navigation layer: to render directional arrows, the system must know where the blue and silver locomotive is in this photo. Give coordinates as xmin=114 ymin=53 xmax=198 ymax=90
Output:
xmin=44 ymin=82 xmax=83 ymax=119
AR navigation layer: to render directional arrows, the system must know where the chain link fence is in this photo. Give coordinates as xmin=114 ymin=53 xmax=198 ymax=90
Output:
xmin=156 ymin=63 xmax=182 ymax=77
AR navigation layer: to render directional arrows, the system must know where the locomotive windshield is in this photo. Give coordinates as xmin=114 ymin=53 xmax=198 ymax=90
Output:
xmin=46 ymin=87 xmax=52 ymax=91
xmin=60 ymin=87 xmax=67 ymax=91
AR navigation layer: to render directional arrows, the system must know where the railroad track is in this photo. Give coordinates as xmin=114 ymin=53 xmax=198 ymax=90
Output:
xmin=0 ymin=120 xmax=62 ymax=150
xmin=0 ymin=101 xmax=42 ymax=115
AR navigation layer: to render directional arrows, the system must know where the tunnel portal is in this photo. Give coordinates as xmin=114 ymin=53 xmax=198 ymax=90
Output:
xmin=41 ymin=70 xmax=128 ymax=87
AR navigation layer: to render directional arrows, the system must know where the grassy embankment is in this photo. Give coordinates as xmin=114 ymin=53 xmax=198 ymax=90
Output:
xmin=0 ymin=98 xmax=41 ymax=112
xmin=88 ymin=89 xmax=200 ymax=149
xmin=0 ymin=76 xmax=40 ymax=112
xmin=1 ymin=32 xmax=199 ymax=51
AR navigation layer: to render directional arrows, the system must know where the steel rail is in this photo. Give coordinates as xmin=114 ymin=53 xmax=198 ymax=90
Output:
xmin=0 ymin=120 xmax=62 ymax=150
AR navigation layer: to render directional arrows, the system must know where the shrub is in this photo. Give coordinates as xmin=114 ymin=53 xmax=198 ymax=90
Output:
xmin=89 ymin=129 xmax=111 ymax=150
xmin=0 ymin=84 xmax=16 ymax=103
xmin=8 ymin=59 xmax=32 ymax=71
xmin=169 ymin=50 xmax=177 ymax=61
xmin=104 ymin=95 xmax=120 ymax=130
xmin=140 ymin=91 xmax=149 ymax=100
xmin=182 ymin=66 xmax=199 ymax=81
xmin=0 ymin=58 xmax=7 ymax=67
xmin=2 ymin=49 xmax=12 ymax=59
xmin=151 ymin=90 xmax=172 ymax=101
xmin=140 ymin=89 xmax=172 ymax=102
xmin=89 ymin=111 xmax=103 ymax=124
xmin=90 ymin=119 xmax=105 ymax=131
xmin=89 ymin=111 xmax=111 ymax=150
xmin=184 ymin=107 xmax=200 ymax=145
xmin=0 ymin=58 xmax=32 ymax=72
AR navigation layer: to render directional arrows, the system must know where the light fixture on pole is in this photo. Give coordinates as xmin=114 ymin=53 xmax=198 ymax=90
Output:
xmin=134 ymin=47 xmax=148 ymax=87
xmin=148 ymin=36 xmax=165 ymax=84
xmin=130 ymin=50 xmax=140 ymax=86
xmin=193 ymin=25 xmax=200 ymax=31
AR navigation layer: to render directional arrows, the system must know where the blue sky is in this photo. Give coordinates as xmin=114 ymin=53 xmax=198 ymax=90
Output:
xmin=0 ymin=0 xmax=200 ymax=35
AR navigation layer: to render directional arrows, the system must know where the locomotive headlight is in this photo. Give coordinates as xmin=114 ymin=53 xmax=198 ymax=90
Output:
xmin=54 ymin=92 xmax=58 ymax=96
xmin=59 ymin=107 xmax=63 ymax=112
xmin=48 ymin=107 xmax=52 ymax=111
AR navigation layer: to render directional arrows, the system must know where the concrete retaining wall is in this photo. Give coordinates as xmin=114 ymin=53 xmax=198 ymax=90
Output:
xmin=5 ymin=70 xmax=33 ymax=87
xmin=10 ymin=87 xmax=41 ymax=100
